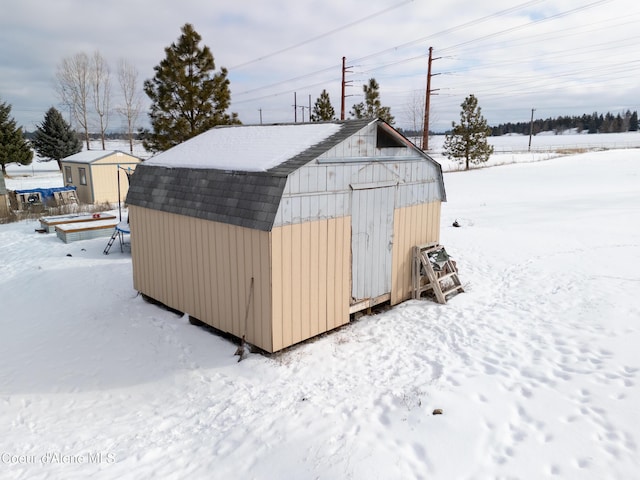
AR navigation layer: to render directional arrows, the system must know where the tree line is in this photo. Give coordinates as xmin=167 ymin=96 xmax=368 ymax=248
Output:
xmin=491 ymin=110 xmax=639 ymax=136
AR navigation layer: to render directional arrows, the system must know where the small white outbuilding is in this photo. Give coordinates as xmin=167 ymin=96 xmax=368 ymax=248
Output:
xmin=61 ymin=150 xmax=140 ymax=205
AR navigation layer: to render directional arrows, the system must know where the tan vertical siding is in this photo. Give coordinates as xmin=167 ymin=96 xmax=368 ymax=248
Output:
xmin=0 ymin=196 xmax=10 ymax=217
xmin=212 ymin=221 xmax=227 ymax=332
xmin=256 ymin=229 xmax=272 ymax=345
xmin=391 ymin=201 xmax=442 ymax=304
xmin=270 ymin=216 xmax=350 ymax=351
xmin=90 ymin=164 xmax=117 ymax=204
xmin=270 ymin=227 xmax=284 ymax=351
xmin=133 ymin=205 xmax=400 ymax=352
xmin=92 ymin=158 xmax=138 ymax=204
xmin=308 ymin=220 xmax=320 ymax=337
xmin=280 ymin=225 xmax=293 ymax=349
xmin=130 ymin=206 xmax=273 ymax=352
xmin=317 ymin=218 xmax=328 ymax=334
xmin=290 ymin=224 xmax=302 ymax=343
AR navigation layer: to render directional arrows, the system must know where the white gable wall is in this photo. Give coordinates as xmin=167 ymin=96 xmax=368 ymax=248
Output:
xmin=273 ymin=158 xmax=443 ymax=227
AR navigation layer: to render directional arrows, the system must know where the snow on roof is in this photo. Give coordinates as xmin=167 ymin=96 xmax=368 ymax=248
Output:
xmin=62 ymin=150 xmax=135 ymax=164
xmin=145 ymin=123 xmax=344 ymax=172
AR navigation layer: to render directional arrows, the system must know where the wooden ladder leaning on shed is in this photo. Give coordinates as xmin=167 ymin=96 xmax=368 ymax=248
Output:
xmin=412 ymin=243 xmax=464 ymax=304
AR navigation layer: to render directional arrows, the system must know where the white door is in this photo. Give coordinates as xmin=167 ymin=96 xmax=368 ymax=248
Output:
xmin=351 ymin=186 xmax=395 ymax=300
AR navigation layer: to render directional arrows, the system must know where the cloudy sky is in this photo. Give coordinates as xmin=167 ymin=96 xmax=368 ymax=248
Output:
xmin=1 ymin=0 xmax=638 ymax=133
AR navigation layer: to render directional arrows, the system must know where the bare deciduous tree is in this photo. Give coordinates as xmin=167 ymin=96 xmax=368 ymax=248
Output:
xmin=56 ymin=53 xmax=91 ymax=150
xmin=404 ymin=90 xmax=425 ymax=148
xmin=92 ymin=51 xmax=111 ymax=150
xmin=117 ymin=59 xmax=142 ymax=154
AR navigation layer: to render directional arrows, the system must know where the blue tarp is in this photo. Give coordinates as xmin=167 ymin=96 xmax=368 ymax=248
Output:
xmin=14 ymin=186 xmax=77 ymax=201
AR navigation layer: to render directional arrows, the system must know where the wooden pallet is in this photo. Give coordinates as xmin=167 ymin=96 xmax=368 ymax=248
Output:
xmin=412 ymin=243 xmax=464 ymax=304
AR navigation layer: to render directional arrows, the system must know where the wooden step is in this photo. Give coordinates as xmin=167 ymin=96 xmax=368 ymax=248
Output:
xmin=438 ymin=271 xmax=458 ymax=282
xmin=442 ymin=285 xmax=464 ymax=297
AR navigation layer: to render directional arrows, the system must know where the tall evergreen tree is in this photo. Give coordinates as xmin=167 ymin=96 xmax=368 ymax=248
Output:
xmin=588 ymin=112 xmax=598 ymax=134
xmin=32 ymin=107 xmax=81 ymax=170
xmin=443 ymin=94 xmax=493 ymax=171
xmin=630 ymin=111 xmax=639 ymax=131
xmin=311 ymin=89 xmax=335 ymax=122
xmin=143 ymin=23 xmax=240 ymax=152
xmin=350 ymin=78 xmax=395 ymax=124
xmin=0 ymin=99 xmax=33 ymax=176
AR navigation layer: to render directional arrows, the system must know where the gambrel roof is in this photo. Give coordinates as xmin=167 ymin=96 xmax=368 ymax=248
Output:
xmin=126 ymin=119 xmax=445 ymax=231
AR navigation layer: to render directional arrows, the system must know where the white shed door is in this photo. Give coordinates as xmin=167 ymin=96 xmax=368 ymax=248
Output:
xmin=351 ymin=186 xmax=395 ymax=301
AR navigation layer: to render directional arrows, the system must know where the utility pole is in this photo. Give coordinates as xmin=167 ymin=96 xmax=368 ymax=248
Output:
xmin=528 ymin=108 xmax=536 ymax=151
xmin=309 ymin=94 xmax=312 ymax=122
xmin=293 ymin=92 xmax=297 ymax=123
xmin=422 ymin=46 xmax=440 ymax=151
xmin=341 ymin=56 xmax=353 ymax=120
xmin=258 ymin=108 xmax=263 ymax=125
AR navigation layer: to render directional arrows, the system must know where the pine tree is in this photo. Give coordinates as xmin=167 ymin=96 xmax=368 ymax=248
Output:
xmin=443 ymin=94 xmax=493 ymax=171
xmin=0 ymin=99 xmax=33 ymax=176
xmin=350 ymin=78 xmax=395 ymax=124
xmin=32 ymin=107 xmax=82 ymax=170
xmin=143 ymin=23 xmax=240 ymax=152
xmin=630 ymin=111 xmax=639 ymax=131
xmin=311 ymin=89 xmax=335 ymax=122
xmin=588 ymin=112 xmax=598 ymax=134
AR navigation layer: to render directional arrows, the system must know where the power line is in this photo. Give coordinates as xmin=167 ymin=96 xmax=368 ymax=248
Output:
xmin=232 ymin=0 xmax=555 ymax=99
xmin=350 ymin=0 xmax=549 ymax=65
xmin=229 ymin=0 xmax=415 ymax=70
xmin=232 ymin=0 xmax=616 ymax=108
xmin=438 ymin=0 xmax=613 ymax=54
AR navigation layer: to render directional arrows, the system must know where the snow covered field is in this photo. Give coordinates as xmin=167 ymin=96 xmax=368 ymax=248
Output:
xmin=1 ymin=134 xmax=639 ymax=479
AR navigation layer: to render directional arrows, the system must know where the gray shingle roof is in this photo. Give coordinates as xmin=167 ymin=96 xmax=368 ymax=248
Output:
xmin=126 ymin=119 xmax=373 ymax=231
xmin=127 ymin=166 xmax=286 ymax=231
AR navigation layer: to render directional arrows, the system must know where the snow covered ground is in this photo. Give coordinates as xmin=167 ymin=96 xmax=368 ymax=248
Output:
xmin=1 ymin=134 xmax=639 ymax=479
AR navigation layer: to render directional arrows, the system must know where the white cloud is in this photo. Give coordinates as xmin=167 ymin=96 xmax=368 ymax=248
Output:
xmin=1 ymin=0 xmax=638 ymax=132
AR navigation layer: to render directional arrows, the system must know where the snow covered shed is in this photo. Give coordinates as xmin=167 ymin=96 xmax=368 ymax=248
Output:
xmin=126 ymin=119 xmax=446 ymax=352
xmin=60 ymin=150 xmax=140 ymax=205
